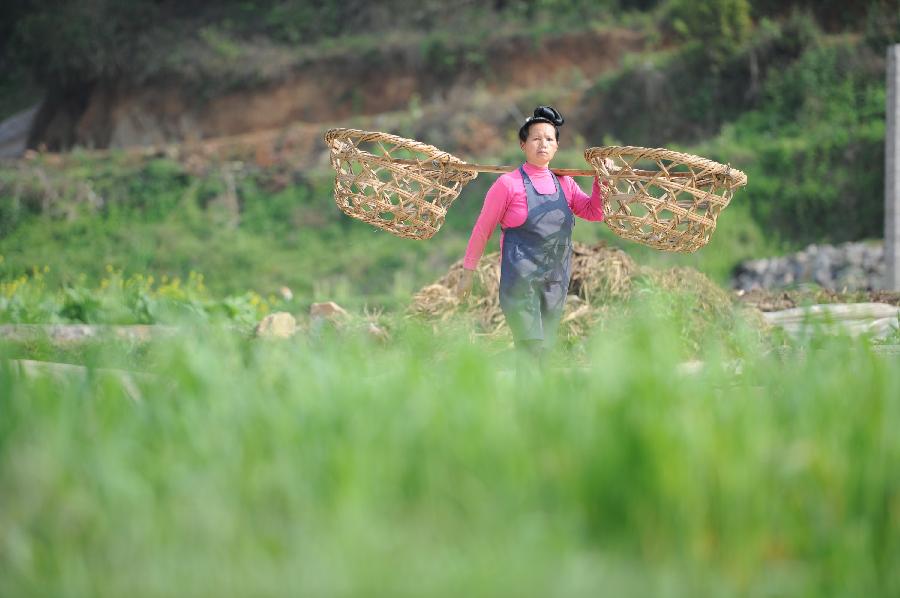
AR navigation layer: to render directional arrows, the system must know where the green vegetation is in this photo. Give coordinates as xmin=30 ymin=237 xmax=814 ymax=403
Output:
xmin=0 ymin=266 xmax=272 ymax=327
xmin=1 ymin=2 xmax=898 ymax=593
xmin=0 ymin=153 xmax=472 ymax=309
xmin=693 ymin=36 xmax=886 ymax=244
xmin=0 ymin=144 xmax=779 ymax=308
xmin=0 ymin=1 xmax=891 ymax=296
xmin=0 ymin=0 xmax=626 ymax=104
xmin=666 ymin=0 xmax=752 ymax=61
xmin=586 ymin=10 xmax=888 ymax=245
xmin=2 ymin=304 xmax=898 ymax=595
xmin=3 ymin=0 xmax=893 ymax=116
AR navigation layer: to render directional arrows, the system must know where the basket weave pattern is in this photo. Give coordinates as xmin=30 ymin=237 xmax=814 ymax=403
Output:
xmin=584 ymin=146 xmax=747 ymax=253
xmin=324 ymin=128 xmax=477 ymax=240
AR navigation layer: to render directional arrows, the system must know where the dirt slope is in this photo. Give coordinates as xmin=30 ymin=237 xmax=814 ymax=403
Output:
xmin=28 ymin=29 xmax=644 ymax=152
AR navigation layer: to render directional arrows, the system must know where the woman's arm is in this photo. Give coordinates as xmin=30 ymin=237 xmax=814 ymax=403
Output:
xmin=463 ymin=178 xmax=511 ymax=270
xmin=563 ymin=176 xmax=608 ymax=222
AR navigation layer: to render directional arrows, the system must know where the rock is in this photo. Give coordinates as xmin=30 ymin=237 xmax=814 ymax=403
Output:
xmin=812 ymin=253 xmax=833 ymax=287
xmin=846 ymin=243 xmax=865 ymax=266
xmin=733 ymin=241 xmax=887 ymax=291
xmin=254 ymin=311 xmax=297 ymax=338
xmin=309 ymin=301 xmax=349 ymax=321
xmin=864 ymin=245 xmax=883 ymax=269
xmin=308 ymin=301 xmax=350 ymax=337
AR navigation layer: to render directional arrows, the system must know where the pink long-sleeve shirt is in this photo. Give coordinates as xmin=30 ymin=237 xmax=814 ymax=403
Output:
xmin=463 ymin=162 xmax=607 ymax=270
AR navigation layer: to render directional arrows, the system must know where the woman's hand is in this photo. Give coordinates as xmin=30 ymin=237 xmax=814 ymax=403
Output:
xmin=596 ymin=158 xmax=617 ymax=190
xmin=600 ymin=157 xmax=617 ymax=172
xmin=455 ymin=268 xmax=475 ymax=300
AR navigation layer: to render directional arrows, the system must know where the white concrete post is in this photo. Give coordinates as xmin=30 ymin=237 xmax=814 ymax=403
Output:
xmin=887 ymin=45 xmax=900 ymax=290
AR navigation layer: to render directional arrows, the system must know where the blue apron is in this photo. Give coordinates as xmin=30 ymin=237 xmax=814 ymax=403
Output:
xmin=499 ymin=166 xmax=575 ymax=346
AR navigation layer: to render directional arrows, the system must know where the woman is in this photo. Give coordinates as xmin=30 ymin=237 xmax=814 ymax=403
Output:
xmin=456 ymin=105 xmax=608 ymax=362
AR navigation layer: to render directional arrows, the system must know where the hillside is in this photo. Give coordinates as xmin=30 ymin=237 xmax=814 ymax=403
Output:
xmin=26 ymin=27 xmax=646 ymax=152
xmin=0 ymin=0 xmax=898 ymax=309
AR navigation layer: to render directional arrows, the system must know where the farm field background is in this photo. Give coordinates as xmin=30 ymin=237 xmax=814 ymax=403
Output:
xmin=2 ymin=0 xmax=899 ymax=595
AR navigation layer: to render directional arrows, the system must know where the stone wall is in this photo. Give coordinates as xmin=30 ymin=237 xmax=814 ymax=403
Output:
xmin=732 ymin=241 xmax=885 ymax=291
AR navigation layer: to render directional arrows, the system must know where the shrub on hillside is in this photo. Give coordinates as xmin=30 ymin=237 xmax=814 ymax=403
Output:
xmin=665 ymin=0 xmax=752 ymax=62
xmin=578 ymin=11 xmax=819 ymax=146
xmin=728 ymin=40 xmax=886 ymax=243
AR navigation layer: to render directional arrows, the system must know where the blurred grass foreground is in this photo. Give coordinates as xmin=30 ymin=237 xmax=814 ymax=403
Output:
xmin=1 ymin=301 xmax=899 ymax=597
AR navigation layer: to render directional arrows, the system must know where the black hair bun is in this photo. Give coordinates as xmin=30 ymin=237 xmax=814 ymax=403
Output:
xmin=517 ymin=105 xmax=565 ymax=142
xmin=533 ymin=105 xmax=564 ymax=127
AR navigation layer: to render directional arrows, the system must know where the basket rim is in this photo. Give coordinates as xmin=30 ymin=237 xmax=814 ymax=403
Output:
xmin=584 ymin=145 xmax=747 ymax=187
xmin=325 ymin=127 xmax=468 ymax=166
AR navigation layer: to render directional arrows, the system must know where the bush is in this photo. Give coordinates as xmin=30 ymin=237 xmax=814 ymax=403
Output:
xmin=863 ymin=0 xmax=900 ymax=53
xmin=578 ymin=12 xmax=819 ymax=147
xmin=665 ymin=0 xmax=752 ymax=62
xmin=726 ymin=40 xmax=886 ymax=243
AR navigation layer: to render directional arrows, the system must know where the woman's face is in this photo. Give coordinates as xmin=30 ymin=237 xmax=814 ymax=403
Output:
xmin=520 ymin=122 xmax=558 ymax=168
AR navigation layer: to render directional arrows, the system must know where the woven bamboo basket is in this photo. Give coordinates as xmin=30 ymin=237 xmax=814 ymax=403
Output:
xmin=584 ymin=146 xmax=747 ymax=253
xmin=324 ymin=128 xmax=477 ymax=240
xmin=324 ymin=128 xmax=747 ymax=252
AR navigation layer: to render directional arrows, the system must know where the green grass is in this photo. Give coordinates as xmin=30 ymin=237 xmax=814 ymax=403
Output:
xmin=1 ymin=146 xmax=777 ymax=314
xmin=1 ymin=302 xmax=898 ymax=596
xmin=0 ymin=156 xmax=468 ymax=311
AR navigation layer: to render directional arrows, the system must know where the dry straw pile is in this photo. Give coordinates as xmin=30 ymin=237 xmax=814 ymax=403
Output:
xmin=409 ymin=242 xmax=637 ymax=340
xmin=409 ymin=242 xmax=747 ymax=348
